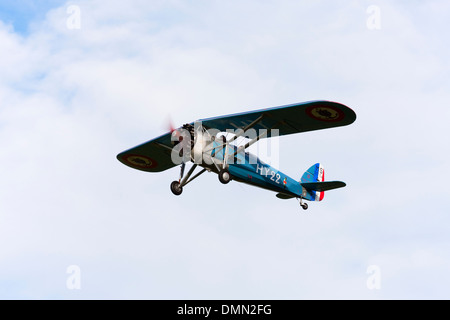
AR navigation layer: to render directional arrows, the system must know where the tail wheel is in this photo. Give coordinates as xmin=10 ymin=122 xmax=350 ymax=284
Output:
xmin=218 ymin=169 xmax=231 ymax=184
xmin=301 ymin=203 xmax=308 ymax=210
xmin=170 ymin=181 xmax=183 ymax=196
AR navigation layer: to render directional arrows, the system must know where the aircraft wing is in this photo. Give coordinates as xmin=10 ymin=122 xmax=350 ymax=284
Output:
xmin=117 ymin=100 xmax=356 ymax=173
xmin=116 ymin=131 xmax=177 ymax=172
xmin=199 ymin=100 xmax=356 ymax=137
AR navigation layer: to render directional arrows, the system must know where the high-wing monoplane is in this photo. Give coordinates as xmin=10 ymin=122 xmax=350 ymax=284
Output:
xmin=117 ymin=101 xmax=356 ymax=210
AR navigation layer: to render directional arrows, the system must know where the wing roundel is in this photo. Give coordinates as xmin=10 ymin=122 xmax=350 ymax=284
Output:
xmin=117 ymin=131 xmax=177 ymax=172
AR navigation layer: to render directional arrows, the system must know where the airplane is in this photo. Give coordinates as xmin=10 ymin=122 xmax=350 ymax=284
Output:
xmin=117 ymin=100 xmax=356 ymax=210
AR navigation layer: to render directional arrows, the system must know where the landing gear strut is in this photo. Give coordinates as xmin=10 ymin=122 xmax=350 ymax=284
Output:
xmin=169 ymin=163 xmax=207 ymax=196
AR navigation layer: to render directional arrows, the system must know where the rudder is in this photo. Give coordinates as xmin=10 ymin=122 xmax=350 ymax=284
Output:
xmin=301 ymin=163 xmax=325 ymax=201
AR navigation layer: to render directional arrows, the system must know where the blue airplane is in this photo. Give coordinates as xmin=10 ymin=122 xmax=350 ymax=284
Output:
xmin=117 ymin=100 xmax=356 ymax=210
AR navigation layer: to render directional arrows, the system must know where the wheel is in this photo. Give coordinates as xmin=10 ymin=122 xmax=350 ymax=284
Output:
xmin=170 ymin=181 xmax=183 ymax=196
xmin=218 ymin=169 xmax=231 ymax=184
xmin=301 ymin=203 xmax=308 ymax=210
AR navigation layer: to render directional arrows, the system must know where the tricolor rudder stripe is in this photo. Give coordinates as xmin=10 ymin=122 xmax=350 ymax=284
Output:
xmin=314 ymin=164 xmax=325 ymax=201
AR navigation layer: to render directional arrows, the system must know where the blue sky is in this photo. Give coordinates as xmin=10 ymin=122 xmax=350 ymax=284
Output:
xmin=0 ymin=1 xmax=63 ymax=34
xmin=0 ymin=0 xmax=449 ymax=299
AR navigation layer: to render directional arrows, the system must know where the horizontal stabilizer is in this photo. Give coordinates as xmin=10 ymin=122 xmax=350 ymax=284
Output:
xmin=301 ymin=181 xmax=346 ymax=192
xmin=276 ymin=193 xmax=296 ymax=200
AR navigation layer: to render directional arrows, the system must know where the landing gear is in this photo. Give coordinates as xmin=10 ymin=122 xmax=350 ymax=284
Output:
xmin=170 ymin=181 xmax=183 ymax=196
xmin=298 ymin=197 xmax=308 ymax=210
xmin=218 ymin=169 xmax=231 ymax=184
xmin=169 ymin=163 xmax=207 ymax=196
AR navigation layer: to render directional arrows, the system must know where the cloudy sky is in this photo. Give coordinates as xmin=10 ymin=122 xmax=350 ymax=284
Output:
xmin=0 ymin=0 xmax=449 ymax=299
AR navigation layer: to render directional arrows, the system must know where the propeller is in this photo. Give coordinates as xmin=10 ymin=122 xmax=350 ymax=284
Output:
xmin=165 ymin=115 xmax=184 ymax=146
xmin=167 ymin=116 xmax=176 ymax=133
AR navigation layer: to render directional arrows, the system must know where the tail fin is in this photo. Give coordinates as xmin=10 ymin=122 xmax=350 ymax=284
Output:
xmin=301 ymin=163 xmax=325 ymax=201
xmin=300 ymin=163 xmax=346 ymax=201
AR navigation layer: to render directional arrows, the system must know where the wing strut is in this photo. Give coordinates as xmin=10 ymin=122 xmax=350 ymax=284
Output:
xmin=155 ymin=142 xmax=174 ymax=153
xmin=203 ymin=114 xmax=265 ymax=155
xmin=230 ymin=121 xmax=280 ymax=159
xmin=232 ymin=128 xmax=271 ymax=157
xmin=226 ymin=114 xmax=265 ymax=144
